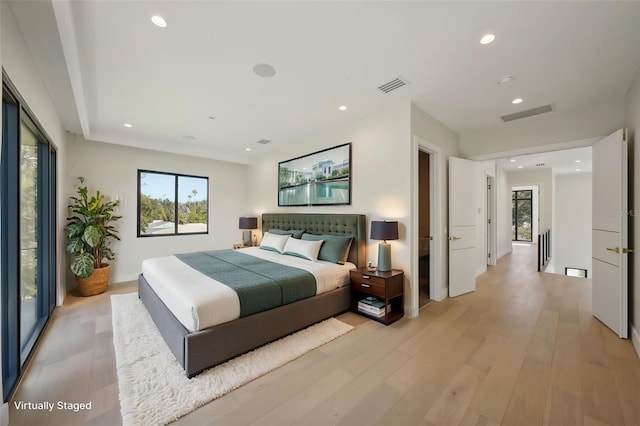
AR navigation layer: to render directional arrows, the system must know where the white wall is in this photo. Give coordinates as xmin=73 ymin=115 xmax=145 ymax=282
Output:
xmin=508 ymin=168 xmax=553 ymax=233
xmin=64 ymin=135 xmax=250 ymax=288
xmin=496 ymin=164 xmax=512 ymax=258
xmin=547 ymin=173 xmax=592 ymax=276
xmin=625 ymin=65 xmax=640 ymax=355
xmin=249 ymin=101 xmax=460 ymax=317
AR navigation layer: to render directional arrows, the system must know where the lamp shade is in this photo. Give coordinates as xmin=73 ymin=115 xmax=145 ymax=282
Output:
xmin=370 ymin=220 xmax=398 ymax=241
xmin=238 ymin=217 xmax=258 ymax=230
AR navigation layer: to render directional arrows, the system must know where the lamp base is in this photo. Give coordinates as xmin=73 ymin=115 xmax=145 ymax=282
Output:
xmin=242 ymin=230 xmax=252 ymax=246
xmin=377 ymin=242 xmax=392 ymax=272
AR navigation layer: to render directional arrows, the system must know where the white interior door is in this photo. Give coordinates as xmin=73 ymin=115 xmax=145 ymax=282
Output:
xmin=449 ymin=157 xmax=477 ymax=297
xmin=592 ymin=128 xmax=628 ymax=338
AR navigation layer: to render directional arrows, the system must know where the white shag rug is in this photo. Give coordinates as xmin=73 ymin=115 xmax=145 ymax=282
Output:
xmin=111 ymin=293 xmax=353 ymax=425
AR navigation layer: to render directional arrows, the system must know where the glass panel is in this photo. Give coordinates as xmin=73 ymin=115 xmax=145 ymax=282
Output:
xmin=20 ymin=121 xmax=39 ymax=348
xmin=519 ymin=190 xmax=532 ymax=199
xmin=139 ymin=172 xmax=176 ymax=235
xmin=515 ymin=199 xmax=532 ymax=241
xmin=177 ymin=176 xmax=208 ymax=234
xmin=512 ymin=199 xmax=516 ymax=240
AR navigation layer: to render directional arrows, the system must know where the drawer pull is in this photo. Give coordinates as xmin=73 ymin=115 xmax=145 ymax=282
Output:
xmin=361 ymin=283 xmax=371 ymax=288
xmin=362 ymin=275 xmax=371 ymax=279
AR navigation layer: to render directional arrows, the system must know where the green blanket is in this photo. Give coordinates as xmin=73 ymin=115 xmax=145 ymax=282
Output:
xmin=175 ymin=250 xmax=317 ymax=317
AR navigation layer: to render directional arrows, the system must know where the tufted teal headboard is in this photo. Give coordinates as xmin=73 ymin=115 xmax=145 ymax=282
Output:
xmin=261 ymin=213 xmax=366 ymax=268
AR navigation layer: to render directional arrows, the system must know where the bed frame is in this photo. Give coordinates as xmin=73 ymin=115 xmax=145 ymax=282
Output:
xmin=138 ymin=213 xmax=366 ymax=377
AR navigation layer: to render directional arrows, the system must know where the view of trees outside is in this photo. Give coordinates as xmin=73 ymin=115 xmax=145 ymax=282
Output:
xmin=20 ymin=123 xmax=39 ymax=341
xmin=139 ymin=172 xmax=208 ymax=235
xmin=512 ymin=190 xmax=532 ymax=241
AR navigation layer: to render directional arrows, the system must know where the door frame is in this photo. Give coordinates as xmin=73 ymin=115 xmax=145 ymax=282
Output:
xmin=487 ymin=175 xmax=497 ymax=266
xmin=412 ymin=136 xmax=443 ymax=317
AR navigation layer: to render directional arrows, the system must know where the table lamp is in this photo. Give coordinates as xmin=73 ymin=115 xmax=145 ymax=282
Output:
xmin=370 ymin=220 xmax=399 ymax=272
xmin=239 ymin=217 xmax=258 ymax=246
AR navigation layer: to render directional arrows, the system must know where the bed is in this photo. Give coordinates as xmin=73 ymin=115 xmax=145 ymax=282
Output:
xmin=138 ymin=213 xmax=366 ymax=377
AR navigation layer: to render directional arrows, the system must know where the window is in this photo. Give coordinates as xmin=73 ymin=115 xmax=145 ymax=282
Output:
xmin=565 ymin=267 xmax=587 ymax=278
xmin=512 ymin=190 xmax=533 ymax=242
xmin=137 ymin=170 xmax=209 ymax=236
xmin=2 ymin=79 xmax=57 ymax=401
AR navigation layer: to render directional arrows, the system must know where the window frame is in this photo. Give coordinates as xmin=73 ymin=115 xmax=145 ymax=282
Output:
xmin=137 ymin=169 xmax=209 ymax=237
xmin=512 ymin=189 xmax=533 ymax=242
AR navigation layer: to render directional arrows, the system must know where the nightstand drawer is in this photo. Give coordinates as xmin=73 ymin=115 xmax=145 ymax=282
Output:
xmin=350 ymin=274 xmax=386 ymax=298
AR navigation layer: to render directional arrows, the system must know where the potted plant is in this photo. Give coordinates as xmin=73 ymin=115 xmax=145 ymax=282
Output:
xmin=65 ymin=186 xmax=122 ymax=296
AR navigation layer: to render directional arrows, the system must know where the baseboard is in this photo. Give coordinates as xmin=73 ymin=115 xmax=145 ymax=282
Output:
xmin=475 ymin=265 xmax=487 ymax=278
xmin=497 ymin=248 xmax=511 ymax=259
xmin=632 ymin=323 xmax=640 ymax=359
xmin=438 ymin=286 xmax=449 ymax=301
xmin=112 ymin=272 xmax=139 ymax=284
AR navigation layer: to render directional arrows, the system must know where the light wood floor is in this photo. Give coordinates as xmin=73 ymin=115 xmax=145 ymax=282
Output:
xmin=9 ymin=244 xmax=640 ymax=425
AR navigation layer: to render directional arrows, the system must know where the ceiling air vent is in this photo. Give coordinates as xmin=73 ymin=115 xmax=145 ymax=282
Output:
xmin=501 ymin=104 xmax=554 ymax=122
xmin=378 ymin=76 xmax=409 ymax=94
xmin=256 ymin=139 xmax=271 ymax=145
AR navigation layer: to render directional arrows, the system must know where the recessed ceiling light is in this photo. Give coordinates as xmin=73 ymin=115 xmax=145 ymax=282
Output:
xmin=575 ymin=160 xmax=582 ymax=163
xmin=480 ymin=34 xmax=495 ymax=45
xmin=253 ymin=64 xmax=276 ymax=78
xmin=245 ymin=148 xmax=252 ymax=152
xmin=517 ymin=165 xmax=524 ymax=169
xmin=338 ymin=105 xmax=347 ymax=111
xmin=498 ymin=75 xmax=514 ymax=85
xmin=124 ymin=123 xmax=133 ymax=128
xmin=509 ymin=159 xmax=517 ymax=163
xmin=151 ymin=15 xmax=167 ymax=28
xmin=512 ymin=98 xmax=523 ymax=104
xmin=576 ymin=168 xmax=582 ymax=172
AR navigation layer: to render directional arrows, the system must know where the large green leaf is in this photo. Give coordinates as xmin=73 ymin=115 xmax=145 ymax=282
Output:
xmin=83 ymin=225 xmax=102 ymax=248
xmin=65 ymin=222 xmax=85 ymax=239
xmin=66 ymin=238 xmax=85 ymax=255
xmin=71 ymin=253 xmax=95 ymax=278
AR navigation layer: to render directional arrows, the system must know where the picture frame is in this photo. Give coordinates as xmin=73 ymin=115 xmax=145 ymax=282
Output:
xmin=278 ymin=142 xmax=352 ymax=206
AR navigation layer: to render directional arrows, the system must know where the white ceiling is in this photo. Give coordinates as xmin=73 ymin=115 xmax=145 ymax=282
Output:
xmin=8 ymin=1 xmax=640 ymax=165
xmin=499 ymin=146 xmax=593 ymax=175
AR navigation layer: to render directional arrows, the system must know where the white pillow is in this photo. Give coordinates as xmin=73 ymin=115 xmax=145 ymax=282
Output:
xmin=259 ymin=232 xmax=290 ymax=253
xmin=282 ymin=238 xmax=323 ymax=261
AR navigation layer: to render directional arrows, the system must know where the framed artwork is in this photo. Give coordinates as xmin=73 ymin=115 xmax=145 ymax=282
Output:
xmin=278 ymin=142 xmax=351 ymax=206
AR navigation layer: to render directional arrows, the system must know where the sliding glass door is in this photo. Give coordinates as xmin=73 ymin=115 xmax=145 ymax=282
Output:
xmin=2 ymin=80 xmax=57 ymax=400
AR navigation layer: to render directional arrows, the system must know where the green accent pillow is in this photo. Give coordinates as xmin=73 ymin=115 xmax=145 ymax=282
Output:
xmin=301 ymin=233 xmax=353 ymax=264
xmin=268 ymin=229 xmax=305 ymax=239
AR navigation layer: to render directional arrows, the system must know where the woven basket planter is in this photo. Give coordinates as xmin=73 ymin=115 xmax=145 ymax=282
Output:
xmin=75 ymin=264 xmax=110 ymax=296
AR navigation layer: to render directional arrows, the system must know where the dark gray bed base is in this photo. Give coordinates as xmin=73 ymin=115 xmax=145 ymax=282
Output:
xmin=138 ymin=274 xmax=350 ymax=377
xmin=138 ymin=213 xmax=366 ymax=378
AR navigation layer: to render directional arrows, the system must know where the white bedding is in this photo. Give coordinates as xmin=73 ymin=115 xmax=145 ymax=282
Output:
xmin=141 ymin=247 xmax=355 ymax=332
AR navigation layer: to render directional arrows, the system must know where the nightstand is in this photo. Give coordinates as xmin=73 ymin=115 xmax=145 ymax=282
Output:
xmin=350 ymin=267 xmax=404 ymax=325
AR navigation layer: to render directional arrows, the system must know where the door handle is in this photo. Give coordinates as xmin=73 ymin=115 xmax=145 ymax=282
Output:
xmin=623 ymin=248 xmax=633 ymax=254
xmin=449 ymin=236 xmax=461 ymax=241
xmin=607 ymin=247 xmax=620 ymax=254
